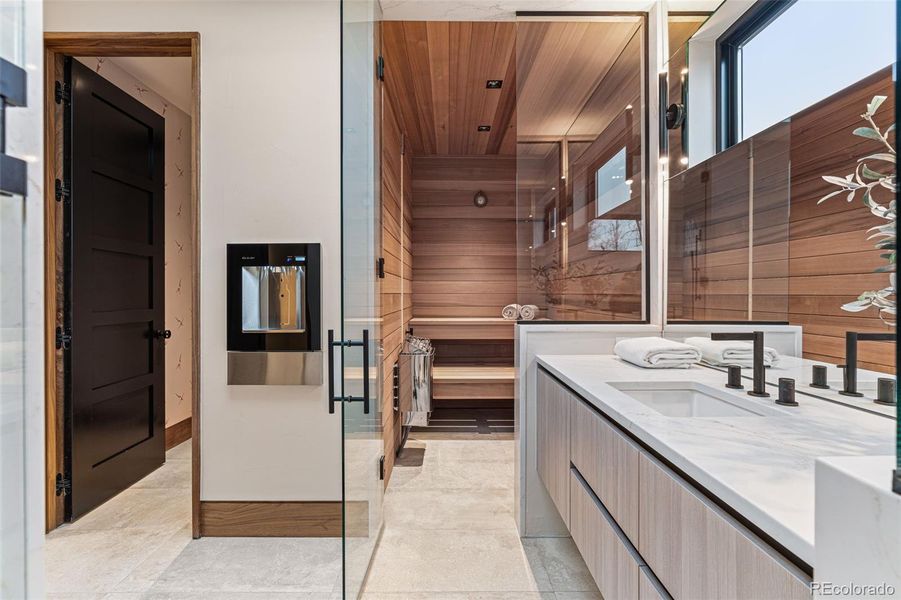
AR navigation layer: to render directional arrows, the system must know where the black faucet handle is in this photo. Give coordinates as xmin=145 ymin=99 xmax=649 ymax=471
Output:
xmin=776 ymin=378 xmax=798 ymax=407
xmin=726 ymin=365 xmax=744 ymax=389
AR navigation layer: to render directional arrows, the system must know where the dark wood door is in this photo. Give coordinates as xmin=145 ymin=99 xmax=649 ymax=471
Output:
xmin=66 ymin=58 xmax=166 ymax=520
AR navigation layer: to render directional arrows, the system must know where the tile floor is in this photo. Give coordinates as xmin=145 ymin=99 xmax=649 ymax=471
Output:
xmin=44 ymin=436 xmax=598 ymax=600
xmin=44 ymin=442 xmax=343 ymax=600
xmin=360 ymin=437 xmax=600 ymax=600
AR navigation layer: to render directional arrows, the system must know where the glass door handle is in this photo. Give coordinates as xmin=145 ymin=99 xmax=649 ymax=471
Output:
xmin=328 ymin=328 xmax=370 ymax=415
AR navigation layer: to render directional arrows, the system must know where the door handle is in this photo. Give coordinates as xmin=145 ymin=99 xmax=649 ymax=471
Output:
xmin=153 ymin=329 xmax=172 ymax=339
xmin=361 ymin=329 xmax=370 ymax=415
xmin=327 ymin=328 xmax=370 ymax=415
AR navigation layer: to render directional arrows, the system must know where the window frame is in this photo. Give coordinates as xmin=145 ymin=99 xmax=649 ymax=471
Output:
xmin=716 ymin=0 xmax=795 ymax=150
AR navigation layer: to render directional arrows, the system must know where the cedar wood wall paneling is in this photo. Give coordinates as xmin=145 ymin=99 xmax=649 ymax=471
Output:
xmin=669 ymin=68 xmax=895 ymax=373
xmin=411 ymin=155 xmax=518 ymax=320
xmin=379 ymin=89 xmax=410 ymax=486
xmin=788 ymin=68 xmax=895 ymax=373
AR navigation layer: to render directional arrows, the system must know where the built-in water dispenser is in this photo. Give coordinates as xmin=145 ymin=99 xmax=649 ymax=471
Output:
xmin=226 ymin=243 xmax=322 ymax=385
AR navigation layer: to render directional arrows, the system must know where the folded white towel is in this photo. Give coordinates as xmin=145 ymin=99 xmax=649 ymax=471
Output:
xmin=501 ymin=304 xmax=520 ymax=320
xmin=519 ymin=304 xmax=538 ymax=320
xmin=684 ymin=337 xmax=780 ymax=368
xmin=613 ymin=337 xmax=701 ymax=369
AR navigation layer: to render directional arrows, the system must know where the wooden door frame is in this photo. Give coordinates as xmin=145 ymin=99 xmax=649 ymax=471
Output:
xmin=43 ymin=32 xmax=202 ymax=537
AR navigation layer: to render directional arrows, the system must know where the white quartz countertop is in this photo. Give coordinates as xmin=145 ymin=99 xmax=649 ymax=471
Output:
xmin=535 ymin=354 xmax=897 ymax=568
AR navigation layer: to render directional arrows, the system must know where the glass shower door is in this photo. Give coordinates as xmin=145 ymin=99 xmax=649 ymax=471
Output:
xmin=0 ymin=0 xmax=29 ymax=596
xmin=340 ymin=0 xmax=383 ymax=597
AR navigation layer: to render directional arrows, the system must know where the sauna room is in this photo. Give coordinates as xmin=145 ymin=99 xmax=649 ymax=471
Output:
xmin=377 ymin=15 xmax=654 ymax=462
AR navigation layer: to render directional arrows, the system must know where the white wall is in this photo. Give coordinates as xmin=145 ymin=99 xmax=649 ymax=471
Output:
xmin=44 ymin=0 xmax=343 ymax=501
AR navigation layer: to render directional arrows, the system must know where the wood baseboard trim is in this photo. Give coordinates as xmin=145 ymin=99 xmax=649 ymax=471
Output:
xmin=199 ymin=500 xmax=368 ymax=537
xmin=165 ymin=417 xmax=192 ymax=450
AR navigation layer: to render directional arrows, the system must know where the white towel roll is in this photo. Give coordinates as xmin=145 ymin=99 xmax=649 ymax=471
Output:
xmin=519 ymin=304 xmax=538 ymax=320
xmin=684 ymin=337 xmax=780 ymax=368
xmin=613 ymin=336 xmax=701 ymax=369
xmin=502 ymin=304 xmax=521 ymax=320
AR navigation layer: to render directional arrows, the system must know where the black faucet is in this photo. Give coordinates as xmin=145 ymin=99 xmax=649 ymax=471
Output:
xmin=840 ymin=331 xmax=895 ymax=397
xmin=711 ymin=331 xmax=769 ymax=398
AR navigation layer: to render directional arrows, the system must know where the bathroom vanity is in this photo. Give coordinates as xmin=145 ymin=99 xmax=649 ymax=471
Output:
xmin=532 ymin=354 xmax=896 ymax=599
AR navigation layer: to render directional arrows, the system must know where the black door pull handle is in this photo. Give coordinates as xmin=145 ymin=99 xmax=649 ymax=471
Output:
xmin=154 ymin=329 xmax=172 ymax=339
xmin=327 ymin=328 xmax=370 ymax=415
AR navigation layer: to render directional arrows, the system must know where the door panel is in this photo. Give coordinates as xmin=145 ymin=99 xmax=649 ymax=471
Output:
xmin=341 ymin=0 xmax=384 ymax=596
xmin=67 ymin=58 xmax=166 ymax=520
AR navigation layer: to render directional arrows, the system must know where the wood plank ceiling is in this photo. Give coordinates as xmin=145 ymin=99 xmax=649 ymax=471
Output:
xmin=516 ymin=20 xmax=640 ymax=142
xmin=383 ymin=22 xmax=517 ymax=156
xmin=382 ymin=19 xmax=641 ymax=157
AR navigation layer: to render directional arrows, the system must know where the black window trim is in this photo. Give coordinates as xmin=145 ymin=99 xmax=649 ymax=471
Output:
xmin=716 ymin=0 xmax=796 ymax=151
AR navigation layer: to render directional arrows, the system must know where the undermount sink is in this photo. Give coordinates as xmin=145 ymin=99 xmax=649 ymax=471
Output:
xmin=610 ymin=381 xmax=781 ymax=418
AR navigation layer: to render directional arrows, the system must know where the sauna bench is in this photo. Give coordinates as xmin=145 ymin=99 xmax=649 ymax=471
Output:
xmin=409 ymin=317 xmax=515 ymax=341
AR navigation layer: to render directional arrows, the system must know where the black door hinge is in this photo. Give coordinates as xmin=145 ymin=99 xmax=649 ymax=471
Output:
xmin=376 ymin=55 xmax=385 ymax=81
xmin=392 ymin=362 xmax=400 ymax=412
xmin=55 ymin=81 xmax=71 ymax=105
xmin=378 ymin=455 xmax=385 ymax=481
xmin=55 ymin=473 xmax=71 ymax=496
xmin=377 ymin=257 xmax=385 ymax=279
xmin=55 ymin=179 xmax=71 ymax=203
xmin=55 ymin=326 xmax=72 ymax=350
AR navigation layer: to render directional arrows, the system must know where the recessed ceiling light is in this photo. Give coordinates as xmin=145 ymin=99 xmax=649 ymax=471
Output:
xmin=486 ymin=80 xmax=503 ymax=89
xmin=477 ymin=125 xmax=491 ymax=132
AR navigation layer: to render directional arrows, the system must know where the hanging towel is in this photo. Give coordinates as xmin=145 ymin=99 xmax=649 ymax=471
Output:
xmin=519 ymin=304 xmax=538 ymax=320
xmin=613 ymin=337 xmax=701 ymax=369
xmin=684 ymin=337 xmax=780 ymax=368
xmin=502 ymin=304 xmax=521 ymax=320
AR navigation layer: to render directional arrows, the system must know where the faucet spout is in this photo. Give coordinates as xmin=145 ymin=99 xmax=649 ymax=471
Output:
xmin=840 ymin=331 xmax=895 ymax=397
xmin=710 ymin=331 xmax=769 ymax=398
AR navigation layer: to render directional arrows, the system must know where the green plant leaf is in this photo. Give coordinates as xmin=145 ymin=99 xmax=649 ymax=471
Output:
xmin=867 ymin=95 xmax=887 ymax=115
xmin=817 ymin=189 xmax=846 ymax=204
xmin=842 ymin=298 xmax=876 ymax=312
xmin=875 ymin=264 xmax=896 ymax=273
xmin=860 ymin=152 xmax=896 ymax=164
xmin=861 ymin=164 xmax=888 ymax=180
xmin=887 ymin=123 xmax=896 ymax=134
xmin=853 ymin=127 xmax=884 ymax=141
xmin=822 ymin=174 xmax=855 ymax=187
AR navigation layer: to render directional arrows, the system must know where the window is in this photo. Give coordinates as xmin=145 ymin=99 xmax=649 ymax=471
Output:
xmin=719 ymin=0 xmax=896 ymax=147
xmin=594 ymin=147 xmax=630 ymax=217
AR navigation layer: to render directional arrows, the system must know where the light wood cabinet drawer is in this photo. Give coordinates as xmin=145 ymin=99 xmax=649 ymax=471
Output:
xmin=570 ymin=468 xmax=640 ymax=600
xmin=536 ymin=369 xmax=570 ymax=526
xmin=570 ymin=396 xmax=639 ymax=542
xmin=638 ymin=453 xmax=810 ymax=600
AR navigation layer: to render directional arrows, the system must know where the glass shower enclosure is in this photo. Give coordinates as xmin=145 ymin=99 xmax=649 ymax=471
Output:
xmin=340 ymin=0 xmax=385 ymax=596
xmin=0 ymin=0 xmax=30 ymax=595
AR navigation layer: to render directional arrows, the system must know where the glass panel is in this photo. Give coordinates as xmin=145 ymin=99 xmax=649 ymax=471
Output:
xmin=340 ymin=0 xmax=383 ymax=597
xmin=0 ymin=191 xmax=26 ymax=598
xmin=0 ymin=2 xmax=27 ymax=593
xmin=516 ymin=17 xmax=647 ymax=321
xmin=749 ymin=121 xmax=790 ymax=322
xmin=665 ymin=13 xmax=708 ymax=177
xmin=0 ymin=0 xmax=25 ymax=67
xmin=667 ymin=140 xmax=752 ymax=321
